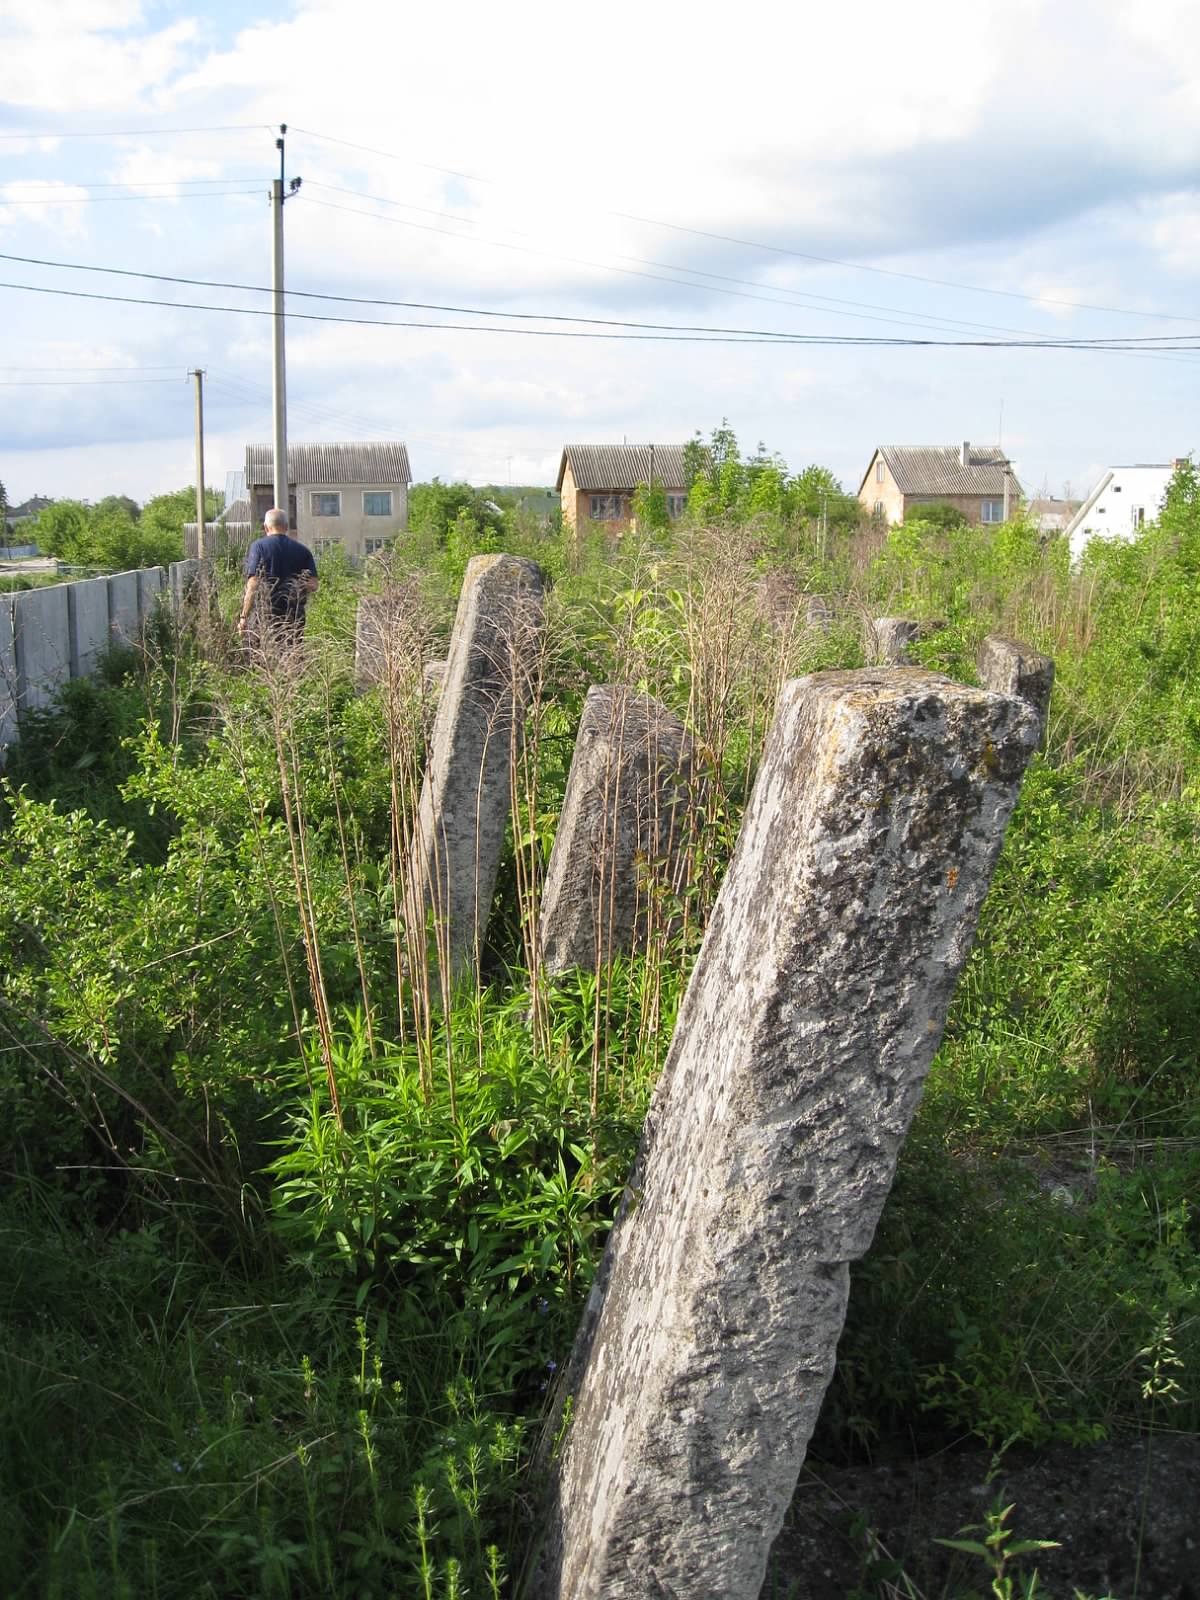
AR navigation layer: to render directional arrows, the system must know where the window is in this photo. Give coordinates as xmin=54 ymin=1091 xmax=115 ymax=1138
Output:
xmin=876 ymin=460 xmax=884 ymax=483
xmin=666 ymin=493 xmax=687 ymax=519
xmin=364 ymin=537 xmax=394 ymax=555
xmin=311 ymin=537 xmax=338 ymax=554
xmin=311 ymin=491 xmax=341 ymax=517
xmin=873 ymin=500 xmax=884 ymax=517
xmin=363 ymin=491 xmax=393 ymax=517
xmin=1132 ymin=506 xmax=1145 ymax=528
xmin=590 ymin=494 xmax=624 ymax=520
xmin=981 ymin=499 xmax=1004 ymax=523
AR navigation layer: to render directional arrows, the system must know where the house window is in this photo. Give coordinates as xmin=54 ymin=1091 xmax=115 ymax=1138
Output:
xmin=875 ymin=460 xmax=884 ymax=483
xmin=312 ymin=492 xmax=341 ymax=517
xmin=1132 ymin=506 xmax=1145 ymax=528
xmin=364 ymin=537 xmax=394 ymax=555
xmin=590 ymin=494 xmax=624 ymax=520
xmin=873 ymin=500 xmax=884 ymax=518
xmin=666 ymin=493 xmax=687 ymax=519
xmin=981 ymin=499 xmax=1004 ymax=523
xmin=311 ymin=537 xmax=338 ymax=554
xmin=363 ymin=491 xmax=393 ymax=517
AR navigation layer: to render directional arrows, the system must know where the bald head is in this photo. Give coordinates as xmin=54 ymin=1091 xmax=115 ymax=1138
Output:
xmin=264 ymin=508 xmax=289 ymax=534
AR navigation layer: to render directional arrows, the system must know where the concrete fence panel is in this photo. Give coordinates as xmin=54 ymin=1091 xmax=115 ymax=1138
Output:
xmin=107 ymin=572 xmax=140 ymax=644
xmin=0 ymin=601 xmax=17 ymax=754
xmin=137 ymin=566 xmax=166 ymax=622
xmin=12 ymin=583 xmax=71 ymax=715
xmin=539 ymin=667 xmax=1039 ymax=1599
xmin=68 ymin=577 xmax=112 ymax=680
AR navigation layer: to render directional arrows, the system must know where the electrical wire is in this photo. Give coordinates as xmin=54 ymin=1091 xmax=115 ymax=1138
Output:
xmin=0 ymin=189 xmax=265 ymax=207
xmin=0 ymin=124 xmax=271 ymax=141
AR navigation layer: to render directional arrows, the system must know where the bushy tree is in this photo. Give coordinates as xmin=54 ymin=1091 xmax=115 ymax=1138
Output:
xmin=30 ymin=490 xmax=208 ymax=570
xmin=141 ymin=486 xmax=222 ymax=550
xmin=905 ymin=501 xmax=968 ymax=531
xmin=409 ymin=480 xmax=504 ymax=546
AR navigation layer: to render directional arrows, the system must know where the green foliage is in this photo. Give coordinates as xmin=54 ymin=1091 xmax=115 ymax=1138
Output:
xmin=29 ymin=487 xmax=216 ymax=571
xmin=409 ymin=481 xmax=504 ymax=548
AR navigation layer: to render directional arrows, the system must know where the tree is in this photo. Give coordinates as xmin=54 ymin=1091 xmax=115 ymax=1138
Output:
xmin=141 ymin=486 xmax=222 ymax=551
xmin=30 ymin=493 xmax=200 ymax=571
xmin=94 ymin=494 xmax=141 ymax=522
xmin=409 ymin=480 xmax=504 ymax=546
xmin=905 ymin=501 xmax=969 ymax=531
xmin=632 ymin=477 xmax=670 ymax=532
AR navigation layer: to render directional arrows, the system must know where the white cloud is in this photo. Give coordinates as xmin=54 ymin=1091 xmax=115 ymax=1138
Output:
xmin=0 ymin=180 xmax=90 ymax=236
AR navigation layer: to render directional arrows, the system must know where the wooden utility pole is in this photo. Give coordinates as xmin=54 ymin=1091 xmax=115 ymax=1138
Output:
xmin=189 ymin=368 xmax=206 ymax=558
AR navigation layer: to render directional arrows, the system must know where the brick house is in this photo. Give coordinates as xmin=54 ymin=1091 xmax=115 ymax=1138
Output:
xmin=556 ymin=444 xmax=689 ymax=535
xmin=857 ymin=442 xmax=1022 ymax=526
xmin=245 ymin=442 xmax=412 ymax=560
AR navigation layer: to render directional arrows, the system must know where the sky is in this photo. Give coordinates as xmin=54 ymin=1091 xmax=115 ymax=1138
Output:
xmin=1 ymin=0 xmax=1198 ymax=508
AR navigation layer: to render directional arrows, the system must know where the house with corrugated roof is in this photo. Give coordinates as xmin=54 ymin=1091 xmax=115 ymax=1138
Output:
xmin=245 ymin=442 xmax=412 ymax=560
xmin=857 ymin=442 xmax=1022 ymax=526
xmin=556 ymin=444 xmax=689 ymax=535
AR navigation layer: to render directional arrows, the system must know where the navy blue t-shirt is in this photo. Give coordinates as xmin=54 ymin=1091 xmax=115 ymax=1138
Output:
xmin=243 ymin=534 xmax=318 ymax=619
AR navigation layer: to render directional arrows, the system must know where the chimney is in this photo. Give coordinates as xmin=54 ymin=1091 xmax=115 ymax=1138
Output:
xmin=1173 ymin=457 xmax=1189 ymax=470
xmin=960 ymin=440 xmax=970 ymax=467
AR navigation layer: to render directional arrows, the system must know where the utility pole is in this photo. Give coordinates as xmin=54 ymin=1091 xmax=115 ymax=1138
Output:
xmin=189 ymin=368 xmax=206 ymax=558
xmin=271 ymin=125 xmax=302 ymax=516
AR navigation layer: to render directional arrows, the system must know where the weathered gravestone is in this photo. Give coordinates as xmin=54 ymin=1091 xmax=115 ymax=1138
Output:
xmin=422 ymin=658 xmax=447 ymax=698
xmin=978 ymin=634 xmax=1055 ymax=737
xmin=12 ymin=584 xmax=70 ymax=713
xmin=869 ymin=615 xmax=920 ymax=664
xmin=538 ymin=667 xmax=1039 ymax=1600
xmin=404 ymin=554 xmax=545 ymax=981
xmin=354 ymin=594 xmax=407 ymax=690
xmin=539 ymin=685 xmax=692 ymax=976
xmin=68 ymin=577 xmax=111 ymax=679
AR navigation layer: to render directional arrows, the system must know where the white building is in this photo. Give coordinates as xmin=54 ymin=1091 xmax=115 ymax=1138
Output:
xmin=245 ymin=442 xmax=412 ymax=561
xmin=1066 ymin=463 xmax=1182 ymax=564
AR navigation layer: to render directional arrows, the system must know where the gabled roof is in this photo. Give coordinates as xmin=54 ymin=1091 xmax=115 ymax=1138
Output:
xmin=246 ymin=442 xmax=411 ymax=486
xmin=7 ymin=495 xmax=54 ymax=519
xmin=556 ymin=444 xmax=688 ymax=493
xmin=862 ymin=445 xmax=1020 ymax=498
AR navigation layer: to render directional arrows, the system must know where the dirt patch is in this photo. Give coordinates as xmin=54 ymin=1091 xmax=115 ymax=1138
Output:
xmin=765 ymin=1436 xmax=1200 ymax=1598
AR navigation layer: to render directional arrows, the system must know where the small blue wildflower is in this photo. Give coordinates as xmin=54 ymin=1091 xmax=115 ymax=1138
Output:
xmin=172 ymin=1461 xmax=183 ymax=1474
xmin=546 ymin=1360 xmax=557 ymax=1373
xmin=537 ymin=1298 xmax=549 ymax=1315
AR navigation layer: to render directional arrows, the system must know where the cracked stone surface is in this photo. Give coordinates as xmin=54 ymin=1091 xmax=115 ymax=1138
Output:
xmin=977 ymin=634 xmax=1055 ymax=736
xmin=538 ymin=667 xmax=1038 ymax=1600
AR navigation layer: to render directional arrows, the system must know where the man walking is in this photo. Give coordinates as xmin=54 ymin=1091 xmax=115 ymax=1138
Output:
xmin=238 ymin=507 xmax=319 ymax=646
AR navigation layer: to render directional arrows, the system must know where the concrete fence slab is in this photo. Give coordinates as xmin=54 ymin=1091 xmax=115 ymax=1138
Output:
xmin=168 ymin=559 xmax=202 ymax=610
xmin=12 ymin=583 xmax=71 ymax=715
xmin=539 ymin=667 xmax=1039 ymax=1599
xmin=137 ymin=566 xmax=166 ymax=622
xmin=108 ymin=571 xmax=140 ymax=644
xmin=0 ymin=600 xmax=16 ymax=754
xmin=68 ymin=577 xmax=112 ymax=679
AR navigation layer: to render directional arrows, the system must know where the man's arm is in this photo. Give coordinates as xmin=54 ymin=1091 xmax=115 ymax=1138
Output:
xmin=237 ymin=573 xmax=258 ymax=633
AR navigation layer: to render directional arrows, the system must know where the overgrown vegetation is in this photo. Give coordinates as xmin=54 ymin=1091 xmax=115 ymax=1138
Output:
xmin=0 ymin=435 xmax=1196 ymax=1595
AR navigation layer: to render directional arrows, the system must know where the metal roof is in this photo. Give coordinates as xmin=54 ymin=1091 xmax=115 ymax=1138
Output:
xmin=866 ymin=446 xmax=1021 ymax=498
xmin=556 ymin=444 xmax=689 ymax=492
xmin=245 ymin=442 xmax=411 ymax=487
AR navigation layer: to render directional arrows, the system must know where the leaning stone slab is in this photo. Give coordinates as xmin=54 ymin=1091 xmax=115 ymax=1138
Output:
xmin=107 ymin=571 xmax=140 ymax=644
xmin=68 ymin=577 xmax=111 ymax=679
xmin=539 ymin=685 xmax=692 ymax=976
xmin=422 ymin=658 xmax=447 ymax=697
xmin=978 ymin=635 xmax=1055 ymax=736
xmin=405 ymin=554 xmax=545 ymax=980
xmin=12 ymin=584 xmax=71 ymax=715
xmin=539 ymin=667 xmax=1039 ymax=1600
xmin=0 ymin=600 xmax=16 ymax=755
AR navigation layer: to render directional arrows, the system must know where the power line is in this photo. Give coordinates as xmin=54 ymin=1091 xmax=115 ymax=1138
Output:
xmin=0 ymin=377 xmax=183 ymax=386
xmin=0 ymin=189 xmax=264 ymax=207
xmin=5 ymin=177 xmax=266 ymax=191
xmin=290 ymin=123 xmax=1198 ymax=327
xmin=0 ymin=124 xmax=271 ymax=141
xmin=4 ymin=251 xmax=1199 ymax=351
xmin=3 ymin=274 xmax=1197 ymax=353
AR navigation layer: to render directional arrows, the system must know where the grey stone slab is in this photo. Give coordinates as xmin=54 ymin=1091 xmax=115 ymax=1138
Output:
xmin=354 ymin=594 xmax=415 ymax=689
xmin=539 ymin=685 xmax=692 ymax=976
xmin=0 ymin=599 xmax=16 ymax=756
xmin=107 ymin=571 xmax=140 ymax=644
xmin=539 ymin=667 xmax=1039 ymax=1600
xmin=404 ymin=554 xmax=546 ymax=981
xmin=869 ymin=616 xmax=920 ymax=663
xmin=422 ymin=658 xmax=447 ymax=697
xmin=12 ymin=583 xmax=71 ymax=714
xmin=978 ymin=634 xmax=1055 ymax=737
xmin=138 ymin=565 xmax=166 ymax=622
xmin=68 ymin=577 xmax=111 ymax=679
